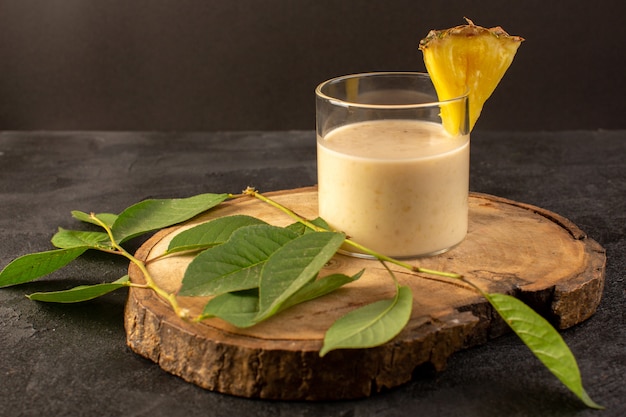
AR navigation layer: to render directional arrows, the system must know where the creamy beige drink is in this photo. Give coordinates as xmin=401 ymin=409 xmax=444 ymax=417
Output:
xmin=317 ymin=119 xmax=469 ymax=257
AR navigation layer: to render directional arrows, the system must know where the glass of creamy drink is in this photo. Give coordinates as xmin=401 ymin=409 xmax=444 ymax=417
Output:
xmin=315 ymin=72 xmax=469 ymax=258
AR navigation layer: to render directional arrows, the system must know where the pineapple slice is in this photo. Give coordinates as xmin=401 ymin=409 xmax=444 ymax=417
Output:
xmin=419 ymin=18 xmax=524 ymax=133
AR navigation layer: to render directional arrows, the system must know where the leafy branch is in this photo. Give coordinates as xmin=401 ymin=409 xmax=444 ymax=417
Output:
xmin=0 ymin=188 xmax=602 ymax=409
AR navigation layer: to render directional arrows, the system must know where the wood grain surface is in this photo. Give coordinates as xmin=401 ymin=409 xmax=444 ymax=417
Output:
xmin=124 ymin=187 xmax=605 ymax=400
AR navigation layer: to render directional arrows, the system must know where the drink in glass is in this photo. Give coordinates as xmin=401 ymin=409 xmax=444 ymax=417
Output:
xmin=315 ymin=72 xmax=469 ymax=258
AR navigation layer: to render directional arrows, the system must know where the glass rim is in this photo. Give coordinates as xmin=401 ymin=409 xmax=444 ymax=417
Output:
xmin=315 ymin=71 xmax=468 ymax=110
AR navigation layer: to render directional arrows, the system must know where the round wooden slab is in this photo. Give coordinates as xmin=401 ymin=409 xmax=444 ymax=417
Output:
xmin=124 ymin=187 xmax=605 ymax=401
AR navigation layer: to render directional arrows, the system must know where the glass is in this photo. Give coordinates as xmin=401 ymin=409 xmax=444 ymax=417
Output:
xmin=315 ymin=72 xmax=470 ymax=258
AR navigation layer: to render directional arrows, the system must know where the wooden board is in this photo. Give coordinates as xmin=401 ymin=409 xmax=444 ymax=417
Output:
xmin=124 ymin=187 xmax=606 ymax=401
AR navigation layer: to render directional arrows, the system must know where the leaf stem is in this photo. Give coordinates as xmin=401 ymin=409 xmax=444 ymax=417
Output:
xmin=244 ymin=187 xmax=326 ymax=232
xmin=379 ymin=260 xmax=400 ymax=290
xmin=89 ymin=213 xmax=188 ymax=319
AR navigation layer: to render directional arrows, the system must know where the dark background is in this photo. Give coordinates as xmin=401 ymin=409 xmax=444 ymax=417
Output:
xmin=1 ymin=0 xmax=624 ymax=132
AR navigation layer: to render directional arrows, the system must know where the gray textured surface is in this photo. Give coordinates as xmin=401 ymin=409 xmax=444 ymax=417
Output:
xmin=1 ymin=130 xmax=624 ymax=416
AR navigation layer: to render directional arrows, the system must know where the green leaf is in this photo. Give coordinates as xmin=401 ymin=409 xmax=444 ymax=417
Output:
xmin=256 ymin=231 xmax=345 ymax=322
xmin=71 ymin=211 xmax=118 ymax=228
xmin=485 ymin=293 xmax=603 ymax=409
xmin=200 ymin=289 xmax=260 ymax=327
xmin=27 ymin=275 xmax=130 ymax=303
xmin=320 ymin=285 xmax=413 ymax=357
xmin=0 ymin=247 xmax=88 ymax=288
xmin=166 ymin=215 xmax=267 ymax=255
xmin=51 ymin=228 xmax=111 ymax=249
xmin=179 ymin=224 xmax=299 ymax=296
xmin=111 ymin=193 xmax=229 ymax=243
xmin=200 ymin=271 xmax=362 ymax=329
xmin=281 ymin=270 xmax=363 ymax=311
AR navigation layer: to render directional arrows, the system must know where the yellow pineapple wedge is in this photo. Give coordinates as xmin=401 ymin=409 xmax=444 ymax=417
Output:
xmin=419 ymin=18 xmax=524 ymax=133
